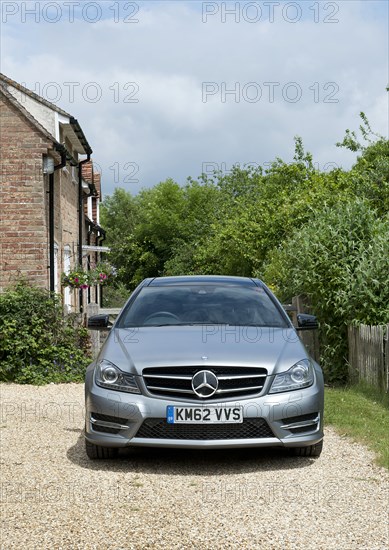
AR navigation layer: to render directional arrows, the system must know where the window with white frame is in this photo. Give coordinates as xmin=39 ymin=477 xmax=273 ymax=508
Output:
xmin=96 ymin=199 xmax=100 ymax=225
xmin=87 ymin=196 xmax=93 ymax=220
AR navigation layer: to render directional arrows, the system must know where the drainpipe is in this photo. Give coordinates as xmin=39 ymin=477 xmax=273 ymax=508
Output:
xmin=78 ymin=155 xmax=91 ymax=312
xmin=48 ymin=151 xmax=67 ymax=293
xmin=98 ymin=230 xmax=107 ymax=306
xmin=87 ymin=225 xmax=92 ymax=304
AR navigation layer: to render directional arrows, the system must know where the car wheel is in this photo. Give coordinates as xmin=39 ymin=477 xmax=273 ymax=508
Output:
xmin=290 ymin=439 xmax=323 ymax=458
xmin=85 ymin=439 xmax=118 ymax=459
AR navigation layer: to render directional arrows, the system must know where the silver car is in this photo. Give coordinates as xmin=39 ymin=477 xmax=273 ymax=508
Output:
xmin=85 ymin=276 xmax=324 ymax=459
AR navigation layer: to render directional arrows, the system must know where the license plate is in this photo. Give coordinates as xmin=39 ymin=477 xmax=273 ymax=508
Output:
xmin=166 ymin=405 xmax=243 ymax=424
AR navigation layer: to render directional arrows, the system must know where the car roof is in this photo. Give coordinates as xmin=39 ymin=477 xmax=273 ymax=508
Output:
xmin=146 ymin=275 xmax=262 ymax=287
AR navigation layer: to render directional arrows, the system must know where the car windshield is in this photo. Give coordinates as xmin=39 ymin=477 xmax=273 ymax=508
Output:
xmin=118 ymin=284 xmax=288 ymax=328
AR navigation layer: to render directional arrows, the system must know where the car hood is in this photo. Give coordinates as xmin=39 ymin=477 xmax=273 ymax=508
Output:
xmin=98 ymin=326 xmax=309 ymax=376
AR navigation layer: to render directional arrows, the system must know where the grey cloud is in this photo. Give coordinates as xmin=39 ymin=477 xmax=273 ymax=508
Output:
xmin=2 ymin=1 xmax=387 ymax=195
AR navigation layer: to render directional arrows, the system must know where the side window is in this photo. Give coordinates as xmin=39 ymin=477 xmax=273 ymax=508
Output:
xmin=87 ymin=196 xmax=93 ymax=219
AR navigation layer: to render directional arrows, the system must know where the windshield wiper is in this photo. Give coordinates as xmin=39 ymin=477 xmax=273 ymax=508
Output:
xmin=122 ymin=323 xmax=208 ymax=328
xmin=123 ymin=323 xmax=285 ymax=328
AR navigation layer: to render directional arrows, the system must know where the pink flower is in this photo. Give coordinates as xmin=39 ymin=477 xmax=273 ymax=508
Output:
xmin=74 ymin=277 xmax=79 ymax=283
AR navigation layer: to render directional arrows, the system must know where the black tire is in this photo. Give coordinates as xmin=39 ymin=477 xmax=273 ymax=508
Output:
xmin=85 ymin=439 xmax=119 ymax=459
xmin=290 ymin=439 xmax=323 ymax=458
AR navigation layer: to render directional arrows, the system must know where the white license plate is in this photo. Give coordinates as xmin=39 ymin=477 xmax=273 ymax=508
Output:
xmin=166 ymin=405 xmax=243 ymax=424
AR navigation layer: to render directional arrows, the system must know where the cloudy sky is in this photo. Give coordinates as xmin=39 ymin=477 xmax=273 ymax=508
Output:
xmin=1 ymin=0 xmax=388 ymax=195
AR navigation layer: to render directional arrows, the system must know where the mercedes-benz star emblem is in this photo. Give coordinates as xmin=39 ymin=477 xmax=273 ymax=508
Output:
xmin=192 ymin=370 xmax=218 ymax=398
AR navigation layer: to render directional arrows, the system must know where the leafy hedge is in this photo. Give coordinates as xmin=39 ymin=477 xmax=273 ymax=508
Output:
xmin=0 ymin=282 xmax=91 ymax=384
xmin=263 ymin=200 xmax=389 ymax=383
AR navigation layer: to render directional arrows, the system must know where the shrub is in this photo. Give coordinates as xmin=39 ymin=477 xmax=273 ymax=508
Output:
xmin=0 ymin=281 xmax=91 ymax=384
xmin=262 ymin=200 xmax=388 ymax=383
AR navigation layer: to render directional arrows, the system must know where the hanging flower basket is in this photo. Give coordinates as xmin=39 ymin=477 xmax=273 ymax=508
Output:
xmin=61 ymin=268 xmax=91 ymax=289
xmin=89 ymin=263 xmax=116 ymax=287
xmin=61 ymin=263 xmax=116 ymax=289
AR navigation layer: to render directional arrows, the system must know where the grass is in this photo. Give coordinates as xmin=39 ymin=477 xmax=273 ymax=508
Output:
xmin=325 ymin=382 xmax=389 ymax=470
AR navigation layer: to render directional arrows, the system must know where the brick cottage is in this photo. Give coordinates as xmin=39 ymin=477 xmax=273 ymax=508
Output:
xmin=0 ymin=73 xmax=106 ymax=312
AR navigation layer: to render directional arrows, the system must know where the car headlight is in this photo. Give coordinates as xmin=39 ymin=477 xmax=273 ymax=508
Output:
xmin=95 ymin=360 xmax=141 ymax=393
xmin=269 ymin=359 xmax=314 ymax=393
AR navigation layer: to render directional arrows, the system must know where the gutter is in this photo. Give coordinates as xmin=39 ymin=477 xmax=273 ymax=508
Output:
xmin=48 ymin=149 xmax=67 ymax=293
xmin=69 ymin=117 xmax=93 ymax=156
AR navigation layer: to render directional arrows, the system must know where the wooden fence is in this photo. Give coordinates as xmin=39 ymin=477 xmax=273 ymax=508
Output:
xmin=288 ymin=298 xmax=389 ymax=393
xmin=348 ymin=324 xmax=389 ymax=392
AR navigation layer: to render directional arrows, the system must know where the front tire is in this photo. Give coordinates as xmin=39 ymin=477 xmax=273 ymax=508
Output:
xmin=85 ymin=439 xmax=119 ymax=459
xmin=290 ymin=439 xmax=323 ymax=458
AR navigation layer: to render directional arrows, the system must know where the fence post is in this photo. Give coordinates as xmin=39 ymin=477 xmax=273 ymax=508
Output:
xmin=385 ymin=325 xmax=389 ymax=393
xmin=348 ymin=326 xmax=358 ymax=384
xmin=86 ymin=302 xmax=100 ymax=359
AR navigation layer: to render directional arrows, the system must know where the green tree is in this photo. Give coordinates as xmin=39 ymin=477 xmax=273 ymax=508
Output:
xmin=263 ymin=200 xmax=389 ymax=382
xmin=194 ymin=139 xmax=355 ymax=276
xmin=337 ymin=112 xmax=389 ymax=214
xmin=100 ymin=187 xmax=138 ymax=243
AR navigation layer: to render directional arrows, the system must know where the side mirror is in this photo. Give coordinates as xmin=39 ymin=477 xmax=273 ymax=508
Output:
xmin=87 ymin=314 xmax=111 ymax=330
xmin=297 ymin=313 xmax=319 ymax=330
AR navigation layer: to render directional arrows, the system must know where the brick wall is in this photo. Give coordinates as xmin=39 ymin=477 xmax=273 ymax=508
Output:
xmin=58 ymin=168 xmax=79 ymax=266
xmin=1 ymin=95 xmax=103 ymax=311
xmin=0 ymin=95 xmax=54 ymax=291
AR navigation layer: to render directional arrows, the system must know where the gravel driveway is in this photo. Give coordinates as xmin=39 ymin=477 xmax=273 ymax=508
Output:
xmin=1 ymin=383 xmax=388 ymax=550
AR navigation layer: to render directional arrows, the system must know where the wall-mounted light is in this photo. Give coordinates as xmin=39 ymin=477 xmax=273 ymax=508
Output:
xmin=43 ymin=155 xmax=55 ymax=174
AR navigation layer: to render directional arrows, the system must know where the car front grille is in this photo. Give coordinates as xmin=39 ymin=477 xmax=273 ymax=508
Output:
xmin=135 ymin=418 xmax=274 ymax=440
xmin=142 ymin=366 xmax=267 ymax=400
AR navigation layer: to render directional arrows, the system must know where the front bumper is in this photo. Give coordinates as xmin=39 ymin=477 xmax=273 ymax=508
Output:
xmin=85 ymin=370 xmax=324 ymax=450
